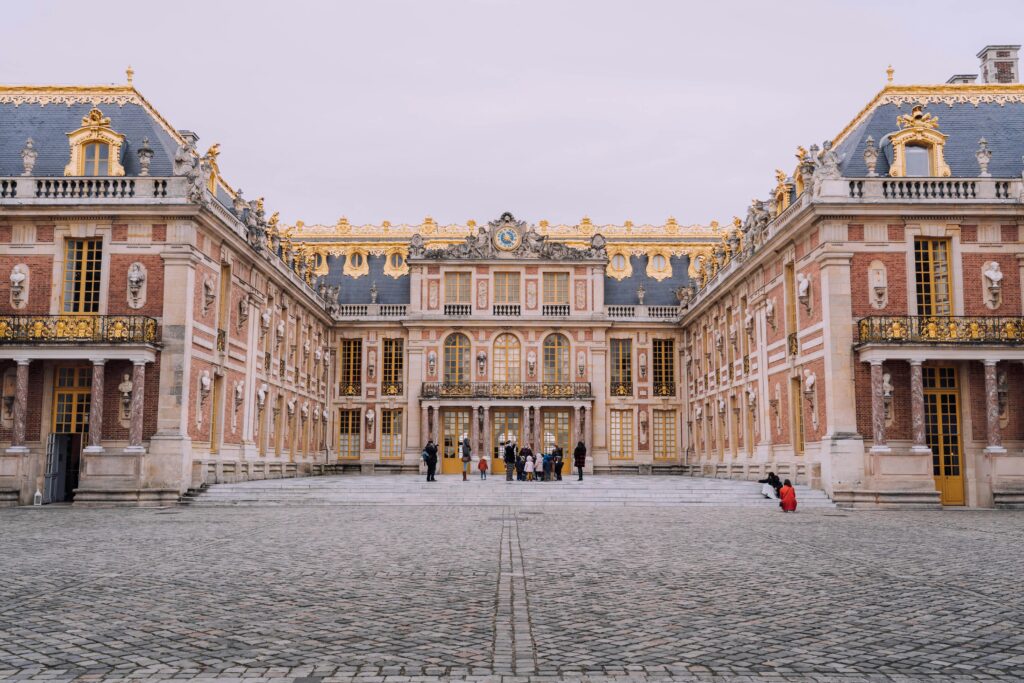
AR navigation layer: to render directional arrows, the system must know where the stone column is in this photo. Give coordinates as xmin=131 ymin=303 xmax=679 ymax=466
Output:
xmin=85 ymin=359 xmax=106 ymax=454
xmin=421 ymin=405 xmax=431 ymax=444
xmin=481 ymin=405 xmax=490 ymax=461
xmin=869 ymin=360 xmax=890 ymax=453
xmin=983 ymin=360 xmax=1006 ymax=454
xmin=6 ymin=358 xmax=30 ymax=453
xmin=909 ymin=360 xmax=930 ymax=455
xmin=126 ymin=360 xmax=146 ymax=453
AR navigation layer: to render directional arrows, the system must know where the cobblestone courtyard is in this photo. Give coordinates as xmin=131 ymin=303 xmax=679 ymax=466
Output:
xmin=1 ymin=477 xmax=1023 ymax=683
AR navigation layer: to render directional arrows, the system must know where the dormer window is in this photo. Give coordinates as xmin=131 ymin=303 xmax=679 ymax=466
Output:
xmin=888 ymin=105 xmax=951 ymax=178
xmin=64 ymin=107 xmax=125 ymax=177
xmin=82 ymin=142 xmax=110 ymax=177
xmin=904 ymin=144 xmax=930 ymax=177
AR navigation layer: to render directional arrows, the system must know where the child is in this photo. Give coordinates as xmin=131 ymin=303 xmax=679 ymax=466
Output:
xmin=778 ymin=479 xmax=797 ymax=512
xmin=525 ymin=454 xmax=535 ymax=481
xmin=478 ymin=455 xmax=488 ymax=480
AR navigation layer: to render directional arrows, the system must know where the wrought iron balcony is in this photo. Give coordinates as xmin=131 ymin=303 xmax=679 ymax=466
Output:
xmin=857 ymin=316 xmax=1024 ymax=344
xmin=653 ymin=382 xmax=676 ymax=397
xmin=0 ymin=315 xmax=158 ymax=344
xmin=610 ymin=381 xmax=633 ymax=397
xmin=339 ymin=381 xmax=362 ymax=397
xmin=381 ymin=381 xmax=404 ymax=396
xmin=421 ymin=381 xmax=592 ymax=399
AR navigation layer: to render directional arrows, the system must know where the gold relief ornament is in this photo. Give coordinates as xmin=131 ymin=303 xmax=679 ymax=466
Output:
xmin=888 ymin=104 xmax=951 ymax=177
xmin=64 ymin=107 xmax=126 ymax=176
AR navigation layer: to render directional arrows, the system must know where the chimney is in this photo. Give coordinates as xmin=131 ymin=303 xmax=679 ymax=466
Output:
xmin=977 ymin=44 xmax=1020 ymax=83
xmin=946 ymin=74 xmax=978 ymax=84
xmin=178 ymin=130 xmax=200 ymax=146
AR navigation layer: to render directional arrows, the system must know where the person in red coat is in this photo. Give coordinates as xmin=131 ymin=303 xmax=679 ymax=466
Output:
xmin=778 ymin=479 xmax=797 ymax=512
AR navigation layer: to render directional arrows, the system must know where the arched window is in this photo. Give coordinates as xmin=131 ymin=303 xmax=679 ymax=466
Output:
xmin=543 ymin=333 xmax=569 ymax=383
xmin=492 ymin=334 xmax=521 ymax=382
xmin=444 ymin=333 xmax=470 ymax=384
xmin=905 ymin=144 xmax=930 ymax=177
xmin=82 ymin=142 xmax=110 ymax=177
xmin=64 ymin=107 xmax=125 ymax=177
xmin=612 ymin=254 xmax=626 ymax=270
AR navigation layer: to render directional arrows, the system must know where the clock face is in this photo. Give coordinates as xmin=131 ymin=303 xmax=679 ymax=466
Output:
xmin=495 ymin=226 xmax=520 ymax=251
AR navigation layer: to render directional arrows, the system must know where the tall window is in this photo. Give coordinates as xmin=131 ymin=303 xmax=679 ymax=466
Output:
xmin=382 ymin=338 xmax=404 ymax=394
xmin=82 ymin=142 xmax=110 ymax=176
xmin=543 ymin=333 xmax=569 ymax=383
xmin=339 ymin=339 xmax=362 ymax=395
xmin=445 ymin=272 xmax=471 ymax=303
xmin=791 ymin=377 xmax=805 ymax=455
xmin=652 ymin=338 xmax=675 ymax=396
xmin=338 ymin=409 xmax=360 ymax=459
xmin=610 ymin=338 xmax=632 ymax=395
xmin=381 ymin=408 xmax=403 ymax=460
xmin=543 ymin=272 xmax=569 ymax=304
xmin=610 ymin=409 xmax=633 ymax=459
xmin=494 ymin=272 xmax=520 ymax=303
xmin=62 ymin=239 xmax=103 ymax=314
xmin=492 ymin=334 xmax=521 ymax=382
xmin=653 ymin=410 xmax=676 ymax=460
xmin=444 ymin=333 xmax=471 ymax=384
xmin=905 ymin=144 xmax=930 ymax=177
xmin=915 ymin=238 xmax=953 ymax=317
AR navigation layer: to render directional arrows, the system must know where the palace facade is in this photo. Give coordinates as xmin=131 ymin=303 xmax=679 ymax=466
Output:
xmin=2 ymin=45 xmax=1024 ymax=507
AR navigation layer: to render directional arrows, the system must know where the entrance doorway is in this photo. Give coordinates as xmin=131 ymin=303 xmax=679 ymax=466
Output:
xmin=923 ymin=366 xmax=964 ymax=506
xmin=45 ymin=366 xmax=92 ymax=503
xmin=491 ymin=409 xmax=521 ymax=474
xmin=542 ymin=408 xmax=572 ymax=475
xmin=441 ymin=409 xmax=471 ymax=475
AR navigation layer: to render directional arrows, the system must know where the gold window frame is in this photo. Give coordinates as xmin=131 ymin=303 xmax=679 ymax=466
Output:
xmin=64 ymin=107 xmax=125 ymax=177
xmin=542 ymin=272 xmax=569 ymax=305
xmin=444 ymin=333 xmax=471 ymax=383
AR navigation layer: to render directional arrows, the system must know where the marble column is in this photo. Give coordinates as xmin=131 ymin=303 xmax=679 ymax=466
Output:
xmin=7 ymin=358 xmax=30 ymax=453
xmin=85 ymin=359 xmax=106 ymax=453
xmin=421 ymin=406 xmax=431 ymax=444
xmin=482 ymin=405 xmax=490 ymax=460
xmin=983 ymin=360 xmax=1006 ymax=454
xmin=869 ymin=360 xmax=890 ymax=453
xmin=908 ymin=360 xmax=930 ymax=455
xmin=127 ymin=360 xmax=146 ymax=452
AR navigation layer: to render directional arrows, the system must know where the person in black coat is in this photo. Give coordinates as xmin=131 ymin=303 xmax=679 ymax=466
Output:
xmin=757 ymin=471 xmax=782 ymax=498
xmin=552 ymin=445 xmax=564 ymax=481
xmin=424 ymin=440 xmax=438 ymax=482
xmin=573 ymin=441 xmax=586 ymax=481
xmin=503 ymin=441 xmax=517 ymax=481
xmin=517 ymin=445 xmax=532 ymax=481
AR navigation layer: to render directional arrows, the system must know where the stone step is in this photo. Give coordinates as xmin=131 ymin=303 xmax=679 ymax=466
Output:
xmin=188 ymin=475 xmax=834 ymax=509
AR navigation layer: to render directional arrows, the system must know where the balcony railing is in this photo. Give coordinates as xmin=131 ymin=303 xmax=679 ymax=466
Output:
xmin=857 ymin=316 xmax=1024 ymax=344
xmin=332 ymin=304 xmax=408 ymax=318
xmin=444 ymin=303 xmax=472 ymax=317
xmin=542 ymin=304 xmax=570 ymax=317
xmin=421 ymin=381 xmax=592 ymax=399
xmin=339 ymin=381 xmax=362 ymax=397
xmin=610 ymin=381 xmax=633 ymax=397
xmin=653 ymin=382 xmax=676 ymax=397
xmin=607 ymin=305 xmax=636 ymax=318
xmin=493 ymin=303 xmax=521 ymax=317
xmin=0 ymin=315 xmax=158 ymax=344
xmin=381 ymin=381 xmax=404 ymax=396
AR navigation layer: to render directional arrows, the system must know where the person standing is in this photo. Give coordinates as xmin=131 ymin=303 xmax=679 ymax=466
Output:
xmin=461 ymin=437 xmax=472 ymax=482
xmin=478 ymin=454 xmax=489 ymax=480
xmin=503 ymin=441 xmax=516 ymax=481
xmin=542 ymin=451 xmax=553 ymax=482
xmin=552 ymin=445 xmax=564 ymax=481
xmin=524 ymin=453 xmax=535 ymax=481
xmin=424 ymin=439 xmax=438 ymax=482
xmin=517 ymin=444 xmax=532 ymax=481
xmin=779 ymin=479 xmax=798 ymax=512
xmin=573 ymin=440 xmax=586 ymax=481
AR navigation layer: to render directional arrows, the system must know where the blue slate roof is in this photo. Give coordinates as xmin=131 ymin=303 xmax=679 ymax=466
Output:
xmin=836 ymin=100 xmax=1024 ymax=178
xmin=0 ymin=101 xmax=178 ymax=177
xmin=604 ymin=255 xmax=691 ymax=306
xmin=318 ymin=255 xmax=411 ymax=305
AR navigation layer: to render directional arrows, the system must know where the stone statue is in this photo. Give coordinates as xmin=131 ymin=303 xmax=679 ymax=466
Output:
xmin=202 ymin=277 xmax=216 ymax=315
xmin=232 ymin=189 xmax=248 ymax=218
xmin=863 ymin=136 xmax=879 ymax=177
xmin=637 ymin=284 xmax=646 ymax=305
xmin=238 ymin=294 xmax=250 ymax=325
xmin=803 ymin=368 xmax=816 ymax=394
xmin=476 ymin=351 xmax=487 ymax=377
xmin=797 ymin=272 xmax=811 ymax=309
xmin=276 ymin=320 xmax=286 ymax=345
xmin=370 ymin=281 xmax=378 ymax=304
xmin=976 ymin=138 xmax=992 ymax=177
xmin=127 ymin=262 xmax=146 ymax=306
xmin=261 ymin=309 xmax=272 ymax=333
xmin=527 ymin=350 xmax=537 ymax=377
xmin=409 ymin=233 xmax=426 ymax=258
xmin=577 ymin=350 xmax=586 ymax=377
xmin=9 ymin=265 xmax=27 ymax=304
xmin=882 ymin=372 xmax=894 ymax=399
xmin=471 ymin=226 xmax=492 ymax=258
xmin=118 ymin=373 xmax=133 ymax=417
xmin=234 ymin=380 xmax=245 ymax=407
xmin=427 ymin=350 xmax=437 ymax=376
xmin=817 ymin=140 xmax=842 ymax=179
xmin=137 ymin=138 xmax=154 ymax=176
xmin=365 ymin=408 xmax=375 ymax=442
xmin=287 ymin=399 xmax=296 ymax=417
xmin=301 ymin=402 xmax=309 ymax=420
xmin=588 ymin=233 xmax=607 ymax=258
xmin=984 ymin=261 xmax=1004 ymax=291
xmin=256 ymin=383 xmax=268 ymax=409
xmin=765 ymin=298 xmax=776 ymax=328
xmin=173 ymin=139 xmax=197 ymax=176
xmin=20 ymin=138 xmax=37 ymax=176
xmin=199 ymin=370 xmax=212 ymax=400
xmin=744 ymin=311 xmax=754 ymax=337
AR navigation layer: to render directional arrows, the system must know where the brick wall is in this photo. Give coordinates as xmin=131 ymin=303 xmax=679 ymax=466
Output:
xmin=106 ymin=254 xmax=164 ymax=317
xmin=851 ymin=252 xmax=909 ymax=317
xmin=0 ymin=255 xmax=53 ymax=315
xmin=961 ymin=253 xmax=1020 ymax=315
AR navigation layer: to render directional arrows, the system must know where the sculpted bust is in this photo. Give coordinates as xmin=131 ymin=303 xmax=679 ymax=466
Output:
xmin=984 ymin=261 xmax=1003 ymax=289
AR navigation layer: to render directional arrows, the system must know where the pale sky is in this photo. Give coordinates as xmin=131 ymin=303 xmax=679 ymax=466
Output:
xmin=6 ymin=1 xmax=1024 ymax=227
